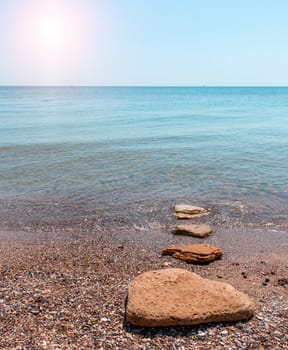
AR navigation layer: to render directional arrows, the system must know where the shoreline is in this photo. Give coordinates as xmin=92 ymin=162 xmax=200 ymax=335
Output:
xmin=0 ymin=225 xmax=287 ymax=349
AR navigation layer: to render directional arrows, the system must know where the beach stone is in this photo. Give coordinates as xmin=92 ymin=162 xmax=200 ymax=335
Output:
xmin=174 ymin=204 xmax=208 ymax=219
xmin=162 ymin=243 xmax=222 ymax=263
xmin=126 ymin=268 xmax=255 ymax=327
xmin=173 ymin=224 xmax=212 ymax=238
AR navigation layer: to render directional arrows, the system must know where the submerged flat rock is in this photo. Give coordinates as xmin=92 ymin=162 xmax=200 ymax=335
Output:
xmin=173 ymin=224 xmax=213 ymax=238
xmin=162 ymin=243 xmax=222 ymax=263
xmin=126 ymin=268 xmax=255 ymax=327
xmin=174 ymin=204 xmax=208 ymax=219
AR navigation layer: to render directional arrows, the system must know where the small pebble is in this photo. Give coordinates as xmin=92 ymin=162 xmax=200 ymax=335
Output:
xmin=262 ymin=278 xmax=270 ymax=286
xmin=241 ymin=272 xmax=248 ymax=278
xmin=197 ymin=331 xmax=206 ymax=339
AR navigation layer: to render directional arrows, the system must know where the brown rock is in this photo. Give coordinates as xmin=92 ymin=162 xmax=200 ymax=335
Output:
xmin=126 ymin=268 xmax=255 ymax=327
xmin=162 ymin=243 xmax=222 ymax=263
xmin=173 ymin=224 xmax=212 ymax=238
xmin=174 ymin=204 xmax=208 ymax=219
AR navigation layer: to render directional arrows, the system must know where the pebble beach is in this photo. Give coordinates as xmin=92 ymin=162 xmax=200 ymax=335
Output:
xmin=0 ymin=211 xmax=287 ymax=349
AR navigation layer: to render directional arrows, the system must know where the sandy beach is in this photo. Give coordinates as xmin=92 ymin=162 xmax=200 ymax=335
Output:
xmin=0 ymin=221 xmax=287 ymax=350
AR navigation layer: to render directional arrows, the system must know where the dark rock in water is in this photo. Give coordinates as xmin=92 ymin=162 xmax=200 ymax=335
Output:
xmin=126 ymin=268 xmax=255 ymax=327
xmin=173 ymin=223 xmax=212 ymax=238
xmin=162 ymin=243 xmax=223 ymax=263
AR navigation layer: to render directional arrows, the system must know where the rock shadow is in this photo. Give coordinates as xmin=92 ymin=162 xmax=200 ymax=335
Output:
xmin=123 ymin=317 xmax=251 ymax=339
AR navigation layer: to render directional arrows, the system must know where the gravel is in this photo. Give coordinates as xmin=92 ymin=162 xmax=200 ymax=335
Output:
xmin=0 ymin=226 xmax=287 ymax=350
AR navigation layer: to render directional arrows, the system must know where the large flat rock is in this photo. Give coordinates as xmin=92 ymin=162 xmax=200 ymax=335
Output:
xmin=162 ymin=243 xmax=222 ymax=263
xmin=174 ymin=204 xmax=208 ymax=219
xmin=173 ymin=224 xmax=213 ymax=238
xmin=126 ymin=268 xmax=255 ymax=327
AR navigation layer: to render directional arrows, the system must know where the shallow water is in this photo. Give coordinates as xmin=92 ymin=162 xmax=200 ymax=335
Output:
xmin=0 ymin=86 xmax=288 ymax=230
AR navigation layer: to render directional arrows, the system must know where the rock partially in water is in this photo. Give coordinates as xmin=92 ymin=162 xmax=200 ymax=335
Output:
xmin=126 ymin=268 xmax=255 ymax=327
xmin=162 ymin=243 xmax=222 ymax=263
xmin=173 ymin=223 xmax=213 ymax=238
xmin=174 ymin=204 xmax=208 ymax=219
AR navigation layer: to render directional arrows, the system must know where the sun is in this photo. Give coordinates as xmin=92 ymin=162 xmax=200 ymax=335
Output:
xmin=38 ymin=17 xmax=66 ymax=48
xmin=34 ymin=15 xmax=70 ymax=53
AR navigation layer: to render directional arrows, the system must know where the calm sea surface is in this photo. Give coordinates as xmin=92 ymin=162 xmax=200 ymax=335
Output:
xmin=0 ymin=87 xmax=287 ymax=230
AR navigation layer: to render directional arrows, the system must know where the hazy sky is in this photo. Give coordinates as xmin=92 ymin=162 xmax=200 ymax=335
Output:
xmin=1 ymin=0 xmax=288 ymax=86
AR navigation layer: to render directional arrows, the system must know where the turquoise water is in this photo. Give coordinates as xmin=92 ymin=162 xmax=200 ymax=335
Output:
xmin=0 ymin=87 xmax=288 ymax=228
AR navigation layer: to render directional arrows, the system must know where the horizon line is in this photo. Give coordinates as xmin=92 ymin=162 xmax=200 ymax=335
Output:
xmin=1 ymin=85 xmax=288 ymax=88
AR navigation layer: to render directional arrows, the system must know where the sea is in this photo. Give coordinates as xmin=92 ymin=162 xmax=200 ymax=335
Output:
xmin=0 ymin=86 xmax=288 ymax=232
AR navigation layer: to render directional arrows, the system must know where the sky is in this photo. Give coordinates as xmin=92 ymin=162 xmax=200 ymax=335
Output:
xmin=0 ymin=0 xmax=288 ymax=86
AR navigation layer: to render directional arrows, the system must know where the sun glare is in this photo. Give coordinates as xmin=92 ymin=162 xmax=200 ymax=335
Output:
xmin=5 ymin=0 xmax=109 ymax=83
xmin=6 ymin=0 xmax=107 ymax=82
xmin=10 ymin=1 xmax=86 ymax=61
